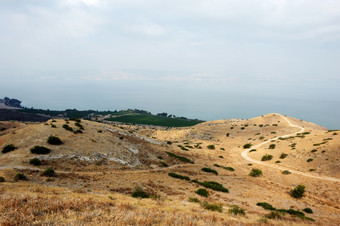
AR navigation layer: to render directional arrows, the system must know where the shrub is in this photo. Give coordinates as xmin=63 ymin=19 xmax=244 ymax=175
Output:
xmin=131 ymin=186 xmax=149 ymax=198
xmin=249 ymin=149 xmax=256 ymax=152
xmin=309 ymin=168 xmax=316 ymax=172
xmin=195 ymin=188 xmax=209 ymax=197
xmin=311 ymin=149 xmax=317 ymax=153
xmin=41 ymin=168 xmax=56 ymax=177
xmin=75 ymin=122 xmax=84 ymax=130
xmin=259 ymin=136 xmax=264 ymax=140
xmin=249 ymin=168 xmax=262 ymax=177
xmin=188 ymin=197 xmax=200 ymax=203
xmin=307 ymin=158 xmax=313 ymax=162
xmin=228 ymin=205 xmax=246 ymax=215
xmin=268 ymin=144 xmax=276 ymax=149
xmin=200 ymin=201 xmax=223 ymax=212
xmin=290 ymin=184 xmax=305 ymax=198
xmin=166 ymin=152 xmax=194 ymax=164
xmin=280 ymin=153 xmax=288 ymax=159
xmin=226 ymin=133 xmax=230 ymax=137
xmin=282 ymin=170 xmax=291 ymax=175
xmin=2 ymin=144 xmax=17 ymax=154
xmin=243 ymin=143 xmax=252 ymax=149
xmin=0 ymin=176 xmax=5 ymax=182
xmin=201 ymin=167 xmax=218 ymax=175
xmin=261 ymin=154 xmax=273 ymax=161
xmin=29 ymin=158 xmax=41 ymax=166
xmin=47 ymin=135 xmax=63 ymax=145
xmin=256 ymin=202 xmax=276 ymax=210
xmin=168 ymin=172 xmax=190 ymax=181
xmin=275 ymin=160 xmax=281 ymax=163
xmin=303 ymin=208 xmax=313 ymax=214
xmin=166 ymin=141 xmax=172 ymax=145
xmin=51 ymin=124 xmax=56 ymax=128
xmin=14 ymin=173 xmax=27 ymax=181
xmin=98 ymin=130 xmax=103 ymax=133
xmin=207 ymin=145 xmax=215 ymax=150
xmin=30 ymin=146 xmax=51 ymax=154
xmin=200 ymin=181 xmax=229 ymax=193
xmin=223 ymin=166 xmax=234 ymax=171
xmin=62 ymin=124 xmax=73 ymax=131
xmin=74 ymin=129 xmax=83 ymax=134
xmin=266 ymin=211 xmax=282 ymax=219
xmin=218 ymin=155 xmax=223 ymax=158
xmin=159 ymin=161 xmax=168 ymax=167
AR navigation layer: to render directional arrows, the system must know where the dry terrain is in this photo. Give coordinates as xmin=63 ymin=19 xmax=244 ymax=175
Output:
xmin=0 ymin=113 xmax=339 ymax=225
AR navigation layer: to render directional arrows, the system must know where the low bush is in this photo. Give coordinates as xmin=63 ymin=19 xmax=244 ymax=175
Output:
xmin=98 ymin=130 xmax=103 ymax=133
xmin=47 ymin=135 xmax=63 ymax=145
xmin=290 ymin=184 xmax=305 ymax=198
xmin=275 ymin=160 xmax=281 ymax=163
xmin=200 ymin=201 xmax=223 ymax=212
xmin=75 ymin=122 xmax=84 ymax=130
xmin=166 ymin=152 xmax=194 ymax=164
xmin=199 ymin=181 xmax=229 ymax=193
xmin=29 ymin=158 xmax=41 ymax=166
xmin=280 ymin=153 xmax=288 ymax=159
xmin=195 ymin=188 xmax=209 ymax=197
xmin=41 ymin=168 xmax=56 ymax=177
xmin=249 ymin=149 xmax=256 ymax=152
xmin=311 ymin=149 xmax=317 ymax=153
xmin=0 ymin=176 xmax=5 ymax=182
xmin=282 ymin=170 xmax=291 ymax=175
xmin=303 ymin=208 xmax=313 ymax=214
xmin=30 ymin=146 xmax=51 ymax=154
xmin=188 ymin=197 xmax=200 ymax=203
xmin=159 ymin=161 xmax=168 ymax=167
xmin=266 ymin=211 xmax=282 ymax=219
xmin=207 ymin=145 xmax=215 ymax=150
xmin=131 ymin=186 xmax=149 ymax=198
xmin=168 ymin=172 xmax=190 ymax=181
xmin=74 ymin=129 xmax=83 ymax=134
xmin=226 ymin=133 xmax=230 ymax=137
xmin=268 ymin=144 xmax=276 ymax=149
xmin=14 ymin=173 xmax=27 ymax=181
xmin=228 ymin=205 xmax=246 ymax=215
xmin=307 ymin=158 xmax=313 ymax=162
xmin=62 ymin=124 xmax=73 ymax=132
xmin=243 ymin=143 xmax=252 ymax=149
xmin=249 ymin=168 xmax=262 ymax=177
xmin=256 ymin=202 xmax=276 ymax=210
xmin=2 ymin=144 xmax=17 ymax=154
xmin=261 ymin=154 xmax=273 ymax=161
xmin=201 ymin=167 xmax=218 ymax=175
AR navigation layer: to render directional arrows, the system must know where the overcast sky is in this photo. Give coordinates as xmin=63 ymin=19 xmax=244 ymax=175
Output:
xmin=0 ymin=0 xmax=340 ymax=127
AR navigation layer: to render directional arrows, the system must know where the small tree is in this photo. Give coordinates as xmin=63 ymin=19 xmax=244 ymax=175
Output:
xmin=290 ymin=184 xmax=305 ymax=198
xmin=47 ymin=136 xmax=63 ymax=145
xmin=2 ymin=144 xmax=17 ymax=154
xmin=249 ymin=168 xmax=262 ymax=177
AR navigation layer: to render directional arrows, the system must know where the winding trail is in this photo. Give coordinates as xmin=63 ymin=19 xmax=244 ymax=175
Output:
xmin=241 ymin=114 xmax=340 ymax=182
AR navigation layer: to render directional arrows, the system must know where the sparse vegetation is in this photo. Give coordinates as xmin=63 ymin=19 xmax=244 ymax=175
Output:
xmin=29 ymin=158 xmax=41 ymax=166
xmin=201 ymin=167 xmax=218 ymax=175
xmin=2 ymin=144 xmax=17 ymax=154
xmin=261 ymin=154 xmax=273 ymax=161
xmin=188 ymin=197 xmax=200 ymax=203
xmin=311 ymin=149 xmax=317 ymax=153
xmin=159 ymin=161 xmax=168 ymax=167
xmin=131 ymin=186 xmax=149 ymax=198
xmin=282 ymin=170 xmax=291 ymax=175
xmin=249 ymin=168 xmax=262 ymax=177
xmin=47 ymin=135 xmax=63 ymax=145
xmin=168 ymin=172 xmax=190 ymax=181
xmin=243 ymin=143 xmax=252 ymax=149
xmin=62 ymin=124 xmax=73 ymax=132
xmin=228 ymin=205 xmax=246 ymax=215
xmin=280 ymin=153 xmax=288 ymax=159
xmin=199 ymin=181 xmax=229 ymax=193
xmin=41 ymin=168 xmax=56 ymax=177
xmin=266 ymin=211 xmax=282 ymax=219
xmin=165 ymin=152 xmax=194 ymax=164
xmin=275 ymin=160 xmax=281 ymax=163
xmin=30 ymin=146 xmax=51 ymax=155
xmin=307 ymin=158 xmax=313 ymax=162
xmin=257 ymin=202 xmax=276 ymax=210
xmin=200 ymin=201 xmax=223 ymax=212
xmin=268 ymin=144 xmax=276 ymax=149
xmin=303 ymin=208 xmax=313 ymax=214
xmin=14 ymin=173 xmax=27 ymax=181
xmin=195 ymin=188 xmax=209 ymax=197
xmin=207 ymin=145 xmax=215 ymax=150
xmin=290 ymin=184 xmax=305 ymax=199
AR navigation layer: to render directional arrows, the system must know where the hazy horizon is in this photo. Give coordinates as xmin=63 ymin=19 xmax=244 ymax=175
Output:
xmin=1 ymin=1 xmax=339 ymax=129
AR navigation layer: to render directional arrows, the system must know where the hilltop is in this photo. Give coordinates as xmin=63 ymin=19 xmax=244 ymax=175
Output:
xmin=0 ymin=113 xmax=339 ymax=225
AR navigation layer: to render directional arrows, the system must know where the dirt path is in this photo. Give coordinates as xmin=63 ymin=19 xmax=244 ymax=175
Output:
xmin=241 ymin=114 xmax=340 ymax=182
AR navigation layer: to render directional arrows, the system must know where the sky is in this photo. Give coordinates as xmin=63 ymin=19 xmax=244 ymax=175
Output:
xmin=0 ymin=0 xmax=340 ymax=128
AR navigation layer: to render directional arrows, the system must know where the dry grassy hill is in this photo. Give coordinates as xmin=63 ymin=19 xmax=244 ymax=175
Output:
xmin=0 ymin=114 xmax=339 ymax=225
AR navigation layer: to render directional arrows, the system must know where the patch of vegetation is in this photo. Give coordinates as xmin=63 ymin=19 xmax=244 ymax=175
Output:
xmin=2 ymin=144 xmax=17 ymax=154
xmin=249 ymin=149 xmax=256 ymax=152
xmin=131 ymin=186 xmax=149 ymax=198
xmin=282 ymin=170 xmax=291 ymax=175
xmin=188 ymin=197 xmax=200 ymax=203
xmin=207 ymin=145 xmax=215 ymax=150
xmin=159 ymin=161 xmax=168 ymax=167
xmin=243 ymin=143 xmax=252 ymax=149
xmin=168 ymin=172 xmax=190 ymax=181
xmin=75 ymin=122 xmax=84 ymax=130
xmin=290 ymin=184 xmax=305 ymax=199
xmin=220 ymin=148 xmax=225 ymax=151
xmin=200 ymin=201 xmax=223 ymax=212
xmin=165 ymin=152 xmax=194 ymax=164
xmin=195 ymin=188 xmax=209 ymax=197
xmin=261 ymin=154 xmax=273 ymax=161
xmin=259 ymin=136 xmax=264 ymax=140
xmin=0 ymin=176 xmax=5 ymax=182
xmin=307 ymin=158 xmax=313 ymax=162
xmin=313 ymin=141 xmax=327 ymax=146
xmin=74 ymin=129 xmax=83 ymax=134
xmin=51 ymin=124 xmax=56 ymax=128
xmin=226 ymin=133 xmax=230 ymax=137
xmin=241 ymin=127 xmax=245 ymax=130
xmin=268 ymin=144 xmax=276 ymax=149
xmin=279 ymin=153 xmax=288 ymax=159
xmin=29 ymin=158 xmax=41 ymax=166
xmin=218 ymin=155 xmax=223 ymax=158
xmin=62 ymin=124 xmax=73 ymax=132
xmin=30 ymin=146 xmax=51 ymax=155
xmin=201 ymin=167 xmax=218 ymax=175
xmin=256 ymin=202 xmax=276 ymax=210
xmin=199 ymin=181 xmax=229 ymax=193
xmin=47 ymin=135 xmax=63 ymax=145
xmin=303 ymin=208 xmax=313 ymax=214
xmin=177 ymin=145 xmax=189 ymax=151
xmin=275 ymin=160 xmax=281 ymax=163
xmin=309 ymin=168 xmax=316 ymax=172
xmin=228 ymin=205 xmax=246 ymax=215
xmin=249 ymin=168 xmax=262 ymax=177
xmin=14 ymin=173 xmax=27 ymax=181
xmin=214 ymin=164 xmax=235 ymax=172
xmin=311 ymin=149 xmax=317 ymax=153
xmin=41 ymin=168 xmax=56 ymax=177
xmin=265 ymin=211 xmax=282 ymax=219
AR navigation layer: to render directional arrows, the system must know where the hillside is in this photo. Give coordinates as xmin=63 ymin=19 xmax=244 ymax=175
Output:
xmin=0 ymin=114 xmax=339 ymax=225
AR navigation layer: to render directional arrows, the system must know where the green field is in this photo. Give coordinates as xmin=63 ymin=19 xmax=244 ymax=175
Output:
xmin=106 ymin=114 xmax=204 ymax=127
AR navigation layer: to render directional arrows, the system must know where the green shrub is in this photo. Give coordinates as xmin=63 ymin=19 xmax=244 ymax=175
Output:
xmin=29 ymin=158 xmax=41 ymax=166
xmin=256 ymin=202 xmax=276 ymax=210
xmin=2 ymin=144 xmax=17 ymax=154
xmin=69 ymin=117 xmax=81 ymax=122
xmin=226 ymin=133 xmax=230 ymax=137
xmin=168 ymin=172 xmax=190 ymax=181
xmin=63 ymin=124 xmax=73 ymax=131
xmin=282 ymin=170 xmax=291 ymax=175
xmin=259 ymin=136 xmax=264 ymax=140
xmin=47 ymin=135 xmax=63 ymax=145
xmin=309 ymin=168 xmax=316 ymax=171
xmin=243 ymin=143 xmax=252 ymax=149
xmin=280 ymin=153 xmax=288 ymax=159
xmin=166 ymin=152 xmax=194 ymax=164
xmin=223 ymin=166 xmax=234 ymax=171
xmin=159 ymin=161 xmax=168 ymax=167
xmin=303 ymin=208 xmax=313 ymax=214
xmin=290 ymin=184 xmax=305 ymax=198
xmin=207 ymin=145 xmax=215 ymax=150
xmin=131 ymin=186 xmax=149 ymax=198
xmin=218 ymin=155 xmax=223 ymax=158
xmin=188 ymin=197 xmax=200 ymax=203
xmin=249 ymin=149 xmax=256 ymax=152
xmin=200 ymin=181 xmax=229 ymax=193
xmin=261 ymin=154 xmax=273 ymax=161
xmin=249 ymin=168 xmax=262 ymax=177
xmin=51 ymin=124 xmax=56 ymax=128
xmin=268 ymin=144 xmax=276 ymax=149
xmin=311 ymin=149 xmax=317 ymax=153
xmin=307 ymin=158 xmax=313 ymax=162
xmin=98 ymin=130 xmax=103 ymax=133
xmin=266 ymin=211 xmax=282 ymax=219
xmin=30 ymin=146 xmax=51 ymax=154
xmin=228 ymin=205 xmax=246 ymax=215
xmin=200 ymin=201 xmax=223 ymax=212
xmin=275 ymin=160 xmax=281 ymax=163
xmin=0 ymin=176 xmax=5 ymax=182
xmin=14 ymin=173 xmax=27 ymax=181
xmin=75 ymin=122 xmax=84 ymax=130
xmin=195 ymin=188 xmax=209 ymax=197
xmin=41 ymin=168 xmax=56 ymax=177
xmin=201 ymin=167 xmax=218 ymax=175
